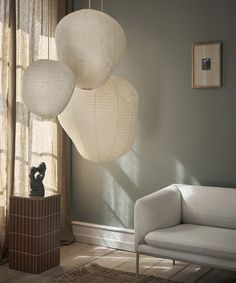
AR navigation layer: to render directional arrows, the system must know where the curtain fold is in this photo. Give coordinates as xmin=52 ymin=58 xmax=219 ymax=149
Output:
xmin=57 ymin=0 xmax=74 ymax=245
xmin=0 ymin=0 xmax=16 ymax=263
xmin=0 ymin=0 xmax=74 ymax=263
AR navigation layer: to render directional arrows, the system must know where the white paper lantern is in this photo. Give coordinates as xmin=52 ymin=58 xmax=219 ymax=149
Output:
xmin=22 ymin=59 xmax=75 ymax=118
xmin=55 ymin=9 xmax=126 ymax=90
xmin=58 ymin=76 xmax=139 ymax=163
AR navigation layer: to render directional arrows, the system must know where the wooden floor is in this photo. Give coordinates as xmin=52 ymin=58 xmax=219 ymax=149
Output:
xmin=1 ymin=243 xmax=236 ymax=283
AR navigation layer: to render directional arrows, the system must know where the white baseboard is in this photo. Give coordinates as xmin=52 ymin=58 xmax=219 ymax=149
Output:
xmin=72 ymin=221 xmax=135 ymax=252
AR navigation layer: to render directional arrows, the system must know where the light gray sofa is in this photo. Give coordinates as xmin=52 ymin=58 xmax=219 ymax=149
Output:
xmin=134 ymin=184 xmax=236 ymax=281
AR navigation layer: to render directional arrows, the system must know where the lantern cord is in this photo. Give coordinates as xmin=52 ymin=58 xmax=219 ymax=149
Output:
xmin=89 ymin=0 xmax=91 ymax=9
xmin=47 ymin=0 xmax=50 ymax=60
xmin=101 ymin=0 xmax=103 ymax=11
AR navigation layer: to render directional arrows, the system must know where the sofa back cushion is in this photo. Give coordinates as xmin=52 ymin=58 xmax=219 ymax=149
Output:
xmin=177 ymin=184 xmax=236 ymax=229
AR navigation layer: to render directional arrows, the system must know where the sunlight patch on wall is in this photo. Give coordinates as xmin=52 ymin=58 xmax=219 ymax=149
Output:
xmin=175 ymin=159 xmax=200 ymax=185
xmin=102 ymin=170 xmax=134 ymax=228
xmin=115 ymin=130 xmax=141 ymax=187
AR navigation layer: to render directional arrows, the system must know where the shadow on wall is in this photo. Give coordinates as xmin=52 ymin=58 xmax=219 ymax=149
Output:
xmin=101 ymin=155 xmax=202 ymax=229
xmin=72 ymin=144 xmax=204 ymax=230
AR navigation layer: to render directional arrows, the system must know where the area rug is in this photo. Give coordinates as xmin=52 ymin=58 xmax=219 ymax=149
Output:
xmin=48 ymin=263 xmax=180 ymax=283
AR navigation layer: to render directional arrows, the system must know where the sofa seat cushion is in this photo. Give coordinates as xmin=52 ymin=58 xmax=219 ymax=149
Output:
xmin=144 ymin=224 xmax=236 ymax=260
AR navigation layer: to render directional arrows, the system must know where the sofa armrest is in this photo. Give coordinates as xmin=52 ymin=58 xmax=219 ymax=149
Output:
xmin=134 ymin=184 xmax=181 ymax=250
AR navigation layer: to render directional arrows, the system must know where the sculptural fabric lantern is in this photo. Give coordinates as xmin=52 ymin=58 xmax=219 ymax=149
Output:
xmin=22 ymin=0 xmax=75 ymax=118
xmin=55 ymin=9 xmax=126 ymax=89
xmin=22 ymin=60 xmax=75 ymax=118
xmin=58 ymin=76 xmax=139 ymax=163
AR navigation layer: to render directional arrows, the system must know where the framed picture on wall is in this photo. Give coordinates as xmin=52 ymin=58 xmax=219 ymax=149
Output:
xmin=192 ymin=41 xmax=222 ymax=88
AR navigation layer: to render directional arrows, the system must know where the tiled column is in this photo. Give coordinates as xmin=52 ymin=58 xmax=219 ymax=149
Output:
xmin=9 ymin=193 xmax=60 ymax=274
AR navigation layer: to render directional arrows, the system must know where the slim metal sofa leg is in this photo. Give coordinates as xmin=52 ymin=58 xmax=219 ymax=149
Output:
xmin=136 ymin=252 xmax=139 ymax=283
xmin=173 ymin=260 xmax=175 ymax=265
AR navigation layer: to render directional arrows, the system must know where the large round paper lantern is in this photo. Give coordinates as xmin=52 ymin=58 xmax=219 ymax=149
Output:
xmin=58 ymin=76 xmax=139 ymax=163
xmin=22 ymin=59 xmax=75 ymax=118
xmin=55 ymin=9 xmax=126 ymax=90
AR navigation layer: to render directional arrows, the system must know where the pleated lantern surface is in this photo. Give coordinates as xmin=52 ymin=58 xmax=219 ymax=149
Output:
xmin=22 ymin=59 xmax=75 ymax=118
xmin=58 ymin=76 xmax=139 ymax=163
xmin=55 ymin=9 xmax=126 ymax=89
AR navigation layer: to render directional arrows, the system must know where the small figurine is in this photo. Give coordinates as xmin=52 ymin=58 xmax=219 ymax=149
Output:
xmin=29 ymin=162 xmax=46 ymax=196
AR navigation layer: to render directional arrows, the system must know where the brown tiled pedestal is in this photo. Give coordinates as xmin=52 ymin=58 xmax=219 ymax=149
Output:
xmin=9 ymin=193 xmax=60 ymax=274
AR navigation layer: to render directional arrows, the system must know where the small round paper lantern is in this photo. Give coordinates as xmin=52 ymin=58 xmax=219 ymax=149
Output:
xmin=58 ymin=76 xmax=139 ymax=163
xmin=55 ymin=9 xmax=126 ymax=90
xmin=22 ymin=59 xmax=75 ymax=118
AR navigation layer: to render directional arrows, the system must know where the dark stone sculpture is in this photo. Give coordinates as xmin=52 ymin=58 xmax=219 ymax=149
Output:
xmin=29 ymin=162 xmax=46 ymax=197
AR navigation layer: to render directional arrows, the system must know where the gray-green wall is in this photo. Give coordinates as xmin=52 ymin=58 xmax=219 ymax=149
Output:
xmin=71 ymin=0 xmax=236 ymax=229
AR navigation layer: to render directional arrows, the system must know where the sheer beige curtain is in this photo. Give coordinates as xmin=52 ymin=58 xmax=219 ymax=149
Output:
xmin=0 ymin=0 xmax=73 ymax=262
